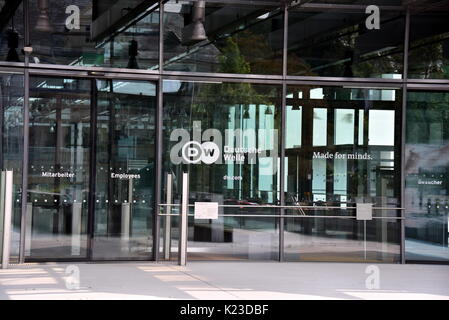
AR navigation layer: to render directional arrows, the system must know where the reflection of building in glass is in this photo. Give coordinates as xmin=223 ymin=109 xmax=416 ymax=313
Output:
xmin=0 ymin=0 xmax=448 ymax=265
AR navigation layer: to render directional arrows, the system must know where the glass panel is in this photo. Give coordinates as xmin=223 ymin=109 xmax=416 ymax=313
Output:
xmin=408 ymin=8 xmax=449 ymax=79
xmin=286 ymin=105 xmax=302 ymax=149
xmin=27 ymin=77 xmax=91 ymax=259
xmin=313 ymin=108 xmax=327 ymax=146
xmin=335 ymin=109 xmax=355 ymax=145
xmin=28 ymin=1 xmax=159 ymax=69
xmin=312 ymin=158 xmax=326 ymax=202
xmin=187 ymin=213 xmax=278 ymax=261
xmin=334 ymin=158 xmax=348 ymax=196
xmin=368 ymin=110 xmax=395 ymax=146
xmin=163 ymin=80 xmax=281 ymax=260
xmin=166 ymin=212 xmax=279 ymax=261
xmin=93 ymin=79 xmax=156 ymax=260
xmin=0 ymin=1 xmax=24 ymax=63
xmin=0 ymin=71 xmax=24 ymax=263
xmin=287 ymin=5 xmax=404 ymax=78
xmin=284 ymin=216 xmax=401 ymax=263
xmin=358 ymin=110 xmax=364 ymax=145
xmin=284 ymin=85 xmax=402 ymax=262
xmin=164 ymin=1 xmax=283 ymax=74
xmin=405 ymin=91 xmax=449 ymax=262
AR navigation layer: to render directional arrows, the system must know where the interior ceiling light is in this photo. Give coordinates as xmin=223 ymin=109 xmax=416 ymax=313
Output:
xmin=190 ymin=21 xmax=207 ymax=43
xmin=35 ymin=0 xmax=53 ymax=32
xmin=265 ymin=107 xmax=273 ymax=115
xmin=243 ymin=108 xmax=250 ymax=119
xmin=182 ymin=1 xmax=207 ymax=45
xmin=191 ymin=1 xmax=207 ymax=42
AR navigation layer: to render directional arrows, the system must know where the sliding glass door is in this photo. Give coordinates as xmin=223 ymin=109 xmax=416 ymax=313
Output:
xmin=284 ymin=85 xmax=402 ymax=263
xmin=93 ymin=79 xmax=156 ymax=260
xmin=26 ymin=76 xmax=156 ymax=261
xmin=27 ymin=77 xmax=91 ymax=259
xmin=405 ymin=90 xmax=449 ymax=263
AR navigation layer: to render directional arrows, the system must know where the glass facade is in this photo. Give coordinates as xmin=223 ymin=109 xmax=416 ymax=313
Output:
xmin=164 ymin=1 xmax=283 ymax=74
xmin=28 ymin=0 xmax=160 ymax=69
xmin=0 ymin=0 xmax=448 ymax=264
xmin=405 ymin=91 xmax=449 ymax=262
xmin=163 ymin=80 xmax=281 ymax=260
xmin=287 ymin=6 xmax=405 ymax=78
xmin=408 ymin=11 xmax=449 ymax=79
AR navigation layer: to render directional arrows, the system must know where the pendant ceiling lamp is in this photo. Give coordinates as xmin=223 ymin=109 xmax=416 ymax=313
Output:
xmin=35 ymin=0 xmax=53 ymax=32
xmin=190 ymin=1 xmax=207 ymax=42
xmin=243 ymin=107 xmax=250 ymax=119
xmin=182 ymin=0 xmax=207 ymax=45
xmin=264 ymin=106 xmax=273 ymax=115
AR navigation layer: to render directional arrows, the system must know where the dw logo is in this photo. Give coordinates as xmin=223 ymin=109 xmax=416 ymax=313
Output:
xmin=181 ymin=141 xmax=220 ymax=164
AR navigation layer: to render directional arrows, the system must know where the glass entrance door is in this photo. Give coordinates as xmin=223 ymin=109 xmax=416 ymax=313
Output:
xmin=92 ymin=79 xmax=156 ymax=260
xmin=284 ymin=85 xmax=402 ymax=262
xmin=405 ymin=90 xmax=449 ymax=262
xmin=26 ymin=76 xmax=156 ymax=261
xmin=27 ymin=77 xmax=91 ymax=259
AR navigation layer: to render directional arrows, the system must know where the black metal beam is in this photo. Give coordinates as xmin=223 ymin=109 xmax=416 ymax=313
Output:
xmin=92 ymin=0 xmax=165 ymax=43
xmin=0 ymin=0 xmax=23 ymax=32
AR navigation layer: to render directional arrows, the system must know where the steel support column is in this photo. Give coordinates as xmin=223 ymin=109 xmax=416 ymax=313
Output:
xmin=152 ymin=1 xmax=165 ymax=261
xmin=278 ymin=2 xmax=289 ymax=262
xmin=19 ymin=0 xmax=30 ymax=264
xmin=400 ymin=7 xmax=410 ymax=265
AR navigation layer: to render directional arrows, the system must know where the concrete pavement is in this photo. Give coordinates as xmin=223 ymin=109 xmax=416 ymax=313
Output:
xmin=0 ymin=262 xmax=448 ymax=300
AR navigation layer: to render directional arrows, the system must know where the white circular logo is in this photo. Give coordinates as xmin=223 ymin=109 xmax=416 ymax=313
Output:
xmin=181 ymin=141 xmax=220 ymax=164
xmin=181 ymin=141 xmax=203 ymax=164
xmin=200 ymin=142 xmax=220 ymax=164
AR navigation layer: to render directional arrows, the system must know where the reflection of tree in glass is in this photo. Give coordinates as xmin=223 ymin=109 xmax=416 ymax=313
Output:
xmin=232 ymin=29 xmax=313 ymax=76
xmin=193 ymin=37 xmax=274 ymax=116
xmin=218 ymin=37 xmax=251 ymax=74
xmin=187 ymin=38 xmax=279 ymax=202
xmin=407 ymin=91 xmax=449 ymax=145
xmin=409 ymin=34 xmax=449 ymax=79
xmin=290 ymin=22 xmax=403 ymax=78
xmin=232 ymin=30 xmax=281 ymax=75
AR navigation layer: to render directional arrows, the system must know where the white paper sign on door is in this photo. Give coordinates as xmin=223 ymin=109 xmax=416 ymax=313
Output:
xmin=194 ymin=202 xmax=219 ymax=220
xmin=356 ymin=203 xmax=373 ymax=220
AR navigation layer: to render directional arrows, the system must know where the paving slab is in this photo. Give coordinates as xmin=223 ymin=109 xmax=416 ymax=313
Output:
xmin=0 ymin=262 xmax=448 ymax=300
